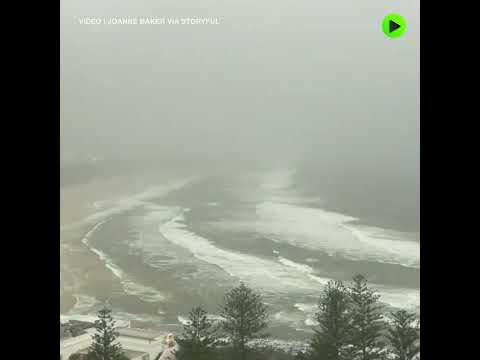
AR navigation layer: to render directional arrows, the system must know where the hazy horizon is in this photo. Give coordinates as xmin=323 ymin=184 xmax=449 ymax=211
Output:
xmin=60 ymin=1 xmax=420 ymax=347
xmin=61 ymin=0 xmax=419 ymax=177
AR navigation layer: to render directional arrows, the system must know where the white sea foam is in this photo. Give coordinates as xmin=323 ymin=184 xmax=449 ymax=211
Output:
xmin=341 ymin=223 xmax=420 ymax=268
xmin=158 ymin=208 xmax=419 ymax=310
xmin=69 ymin=294 xmax=101 ymax=314
xmin=294 ymin=303 xmax=317 ymax=314
xmin=247 ymin=338 xmax=309 ymax=354
xmin=376 ymin=285 xmax=420 ymax=311
xmin=278 ymin=257 xmax=330 ymax=286
xmin=304 ymin=317 xmax=319 ymax=327
xmin=82 ymin=221 xmax=167 ymax=303
xmin=294 ymin=297 xmax=419 ymax=330
xmin=236 ymin=170 xmax=321 ymax=206
xmin=62 ymin=178 xmax=195 ymax=233
xmin=253 ymin=201 xmax=419 ymax=268
xmin=88 ymin=179 xmax=192 ymax=221
xmin=293 ymin=285 xmax=419 ymax=327
xmin=177 ymin=316 xmax=190 ymax=326
xmin=177 ymin=313 xmax=222 ymax=327
xmin=93 ymin=200 xmax=106 ymax=209
xmin=213 ymin=201 xmax=419 ymax=269
xmin=81 ymin=218 xmax=111 ymax=246
xmin=272 ymin=310 xmax=307 ymax=327
xmin=127 ymin=205 xmax=200 ymax=270
xmin=273 ymin=311 xmax=288 ymax=321
xmin=218 ymin=170 xmax=419 ymax=269
xmin=141 ymin=204 xmax=182 ymax=224
xmin=278 ymin=256 xmax=419 ymax=311
xmin=158 ymin=211 xmax=328 ymax=295
xmin=63 ymin=170 xmax=419 ymax=346
xmin=60 ymin=179 xmax=194 ymax=324
xmin=93 ymin=246 xmax=167 ymax=303
xmin=294 ymin=303 xmax=319 ymax=326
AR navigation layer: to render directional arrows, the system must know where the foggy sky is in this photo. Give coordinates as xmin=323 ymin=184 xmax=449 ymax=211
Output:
xmin=61 ymin=0 xmax=419 ymax=177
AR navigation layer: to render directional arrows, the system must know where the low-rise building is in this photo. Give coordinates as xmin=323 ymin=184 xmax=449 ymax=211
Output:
xmin=60 ymin=324 xmax=166 ymax=360
xmin=116 ymin=327 xmax=165 ymax=359
xmin=75 ymin=347 xmax=149 ymax=360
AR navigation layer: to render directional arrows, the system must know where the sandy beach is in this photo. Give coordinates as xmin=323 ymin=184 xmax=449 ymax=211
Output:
xmin=60 ymin=169 xmax=182 ymax=314
xmin=60 ymin=166 xmax=419 ymax=342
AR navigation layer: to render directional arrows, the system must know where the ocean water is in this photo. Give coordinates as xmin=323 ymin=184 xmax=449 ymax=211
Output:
xmin=61 ymin=169 xmax=419 ymax=343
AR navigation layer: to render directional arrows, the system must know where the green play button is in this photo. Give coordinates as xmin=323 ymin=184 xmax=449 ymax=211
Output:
xmin=382 ymin=14 xmax=407 ymax=38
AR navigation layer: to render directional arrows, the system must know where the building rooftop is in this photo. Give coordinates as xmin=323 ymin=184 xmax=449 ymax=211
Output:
xmin=77 ymin=347 xmax=147 ymax=359
xmin=117 ymin=327 xmax=164 ymax=341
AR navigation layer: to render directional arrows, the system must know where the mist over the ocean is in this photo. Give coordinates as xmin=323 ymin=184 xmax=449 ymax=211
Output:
xmin=61 ymin=0 xmax=419 ymax=349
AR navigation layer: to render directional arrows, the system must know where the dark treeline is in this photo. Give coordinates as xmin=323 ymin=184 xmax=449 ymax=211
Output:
xmin=175 ymin=275 xmax=419 ymax=360
xmin=77 ymin=275 xmax=419 ymax=360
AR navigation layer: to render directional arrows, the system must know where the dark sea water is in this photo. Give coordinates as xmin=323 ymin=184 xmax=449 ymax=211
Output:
xmin=61 ymin=169 xmax=419 ymax=346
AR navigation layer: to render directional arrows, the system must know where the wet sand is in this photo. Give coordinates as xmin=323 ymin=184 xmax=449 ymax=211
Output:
xmin=60 ymin=170 xmax=179 ymax=314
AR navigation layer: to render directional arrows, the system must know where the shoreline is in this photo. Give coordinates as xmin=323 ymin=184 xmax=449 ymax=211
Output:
xmin=60 ymin=169 xmax=419 ymax=334
xmin=61 ymin=171 xmax=171 ymax=314
xmin=61 ymin=169 xmax=197 ymax=316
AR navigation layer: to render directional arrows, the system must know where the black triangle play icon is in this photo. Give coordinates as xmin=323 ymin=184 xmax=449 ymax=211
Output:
xmin=389 ymin=20 xmax=401 ymax=33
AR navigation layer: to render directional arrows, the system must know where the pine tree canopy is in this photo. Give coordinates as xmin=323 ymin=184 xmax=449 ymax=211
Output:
xmin=387 ymin=310 xmax=420 ymax=360
xmin=305 ymin=280 xmax=352 ymax=360
xmin=348 ymin=274 xmax=386 ymax=360
xmin=220 ymin=282 xmax=269 ymax=359
xmin=176 ymin=306 xmax=218 ymax=360
xmin=88 ymin=307 xmax=127 ymax=360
